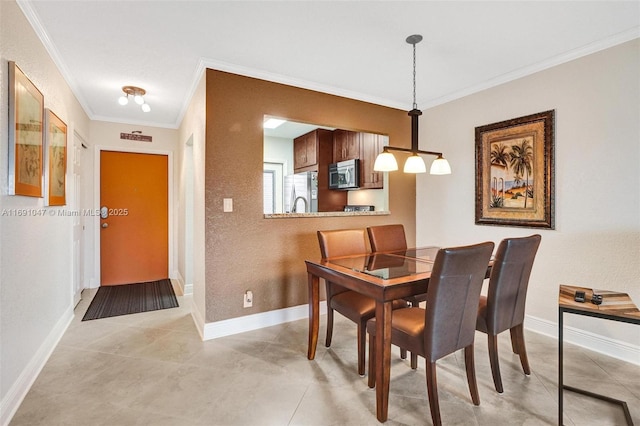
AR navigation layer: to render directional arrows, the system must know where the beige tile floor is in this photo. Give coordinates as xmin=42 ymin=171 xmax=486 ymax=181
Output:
xmin=10 ymin=288 xmax=639 ymax=425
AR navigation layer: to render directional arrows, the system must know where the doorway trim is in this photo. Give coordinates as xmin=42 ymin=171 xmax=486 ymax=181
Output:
xmin=72 ymin=130 xmax=87 ymax=304
xmin=93 ymin=145 xmax=174 ymax=287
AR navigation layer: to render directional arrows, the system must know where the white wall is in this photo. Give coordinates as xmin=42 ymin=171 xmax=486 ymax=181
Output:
xmin=417 ymin=39 xmax=640 ymax=361
xmin=348 ymin=188 xmax=387 ymax=212
xmin=264 ymin=135 xmax=294 ymax=175
xmin=85 ymin=121 xmax=179 ymax=288
xmin=0 ymin=1 xmax=91 ymax=423
xmin=177 ymin=73 xmax=206 ymax=336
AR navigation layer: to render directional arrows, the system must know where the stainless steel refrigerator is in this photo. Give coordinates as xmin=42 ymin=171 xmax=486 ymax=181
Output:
xmin=284 ymin=171 xmax=318 ymax=213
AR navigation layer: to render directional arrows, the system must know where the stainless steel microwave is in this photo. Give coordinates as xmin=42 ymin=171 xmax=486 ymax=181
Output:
xmin=329 ymin=159 xmax=359 ymax=190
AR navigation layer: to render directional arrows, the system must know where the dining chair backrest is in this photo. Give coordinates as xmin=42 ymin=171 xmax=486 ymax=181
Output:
xmin=424 ymin=241 xmax=495 ymax=361
xmin=317 ymin=228 xmax=375 ymax=376
xmin=367 ymin=224 xmax=408 ymax=252
xmin=485 ymin=234 xmax=541 ymax=334
xmin=317 ymin=229 xmax=369 ymax=259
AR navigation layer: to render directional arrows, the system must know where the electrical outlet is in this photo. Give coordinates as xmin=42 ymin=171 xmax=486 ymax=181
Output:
xmin=243 ymin=290 xmax=253 ymax=308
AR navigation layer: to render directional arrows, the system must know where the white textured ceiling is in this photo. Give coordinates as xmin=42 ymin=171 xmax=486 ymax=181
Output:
xmin=19 ymin=1 xmax=640 ymax=129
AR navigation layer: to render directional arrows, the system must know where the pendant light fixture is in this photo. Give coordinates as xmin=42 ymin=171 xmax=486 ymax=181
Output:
xmin=374 ymin=35 xmax=451 ymax=175
xmin=118 ymin=86 xmax=151 ymax=113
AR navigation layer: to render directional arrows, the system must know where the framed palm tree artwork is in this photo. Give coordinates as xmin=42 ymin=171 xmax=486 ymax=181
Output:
xmin=475 ymin=110 xmax=555 ymax=229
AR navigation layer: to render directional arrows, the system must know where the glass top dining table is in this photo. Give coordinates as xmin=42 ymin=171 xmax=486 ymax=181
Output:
xmin=304 ymin=246 xmax=441 ymax=422
xmin=328 ymin=247 xmax=439 ymax=279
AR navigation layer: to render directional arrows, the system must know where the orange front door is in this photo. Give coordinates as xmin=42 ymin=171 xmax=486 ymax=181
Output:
xmin=100 ymin=151 xmax=168 ymax=286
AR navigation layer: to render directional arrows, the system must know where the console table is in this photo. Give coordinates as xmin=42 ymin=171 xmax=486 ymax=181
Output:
xmin=558 ymin=285 xmax=640 ymax=426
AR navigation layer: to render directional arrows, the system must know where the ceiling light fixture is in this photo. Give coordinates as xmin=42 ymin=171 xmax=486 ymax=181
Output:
xmin=263 ymin=118 xmax=286 ymax=129
xmin=118 ymin=85 xmax=151 ymax=113
xmin=374 ymin=35 xmax=451 ymax=175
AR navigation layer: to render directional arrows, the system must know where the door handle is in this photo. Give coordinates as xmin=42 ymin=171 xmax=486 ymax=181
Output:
xmin=102 ymin=223 xmax=109 ymax=228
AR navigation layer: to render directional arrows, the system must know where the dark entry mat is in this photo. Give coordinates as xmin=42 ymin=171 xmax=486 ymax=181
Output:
xmin=82 ymin=279 xmax=178 ymax=321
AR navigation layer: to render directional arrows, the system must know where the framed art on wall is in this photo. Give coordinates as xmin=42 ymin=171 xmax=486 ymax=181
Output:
xmin=8 ymin=61 xmax=44 ymax=197
xmin=475 ymin=110 xmax=555 ymax=229
xmin=44 ymin=109 xmax=67 ymax=206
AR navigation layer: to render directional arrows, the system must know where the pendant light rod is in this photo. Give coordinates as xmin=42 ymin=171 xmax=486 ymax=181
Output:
xmin=407 ymin=34 xmax=423 ymax=153
xmin=407 ymin=34 xmax=422 ymax=109
xmin=409 ymin=108 xmax=421 ymax=153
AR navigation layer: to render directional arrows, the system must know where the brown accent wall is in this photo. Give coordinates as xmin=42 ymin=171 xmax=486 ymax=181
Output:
xmin=205 ymin=69 xmax=416 ymax=322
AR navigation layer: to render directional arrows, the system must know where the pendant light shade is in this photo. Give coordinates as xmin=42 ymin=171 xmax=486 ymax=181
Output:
xmin=373 ymin=150 xmax=399 ymax=172
xmin=373 ymin=35 xmax=451 ymax=176
xmin=403 ymin=154 xmax=427 ymax=173
xmin=430 ymin=155 xmax=452 ymax=175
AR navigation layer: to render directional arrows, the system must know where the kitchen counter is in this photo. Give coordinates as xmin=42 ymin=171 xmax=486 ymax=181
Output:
xmin=264 ymin=211 xmax=390 ymax=219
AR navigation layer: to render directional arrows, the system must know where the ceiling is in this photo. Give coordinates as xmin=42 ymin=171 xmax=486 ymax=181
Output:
xmin=19 ymin=1 xmax=640 ymax=129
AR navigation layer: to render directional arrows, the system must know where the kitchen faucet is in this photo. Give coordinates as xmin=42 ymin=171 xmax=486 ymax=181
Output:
xmin=292 ymin=196 xmax=308 ymax=213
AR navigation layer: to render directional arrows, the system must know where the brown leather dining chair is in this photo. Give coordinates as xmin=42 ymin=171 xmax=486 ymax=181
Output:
xmin=367 ymin=224 xmax=417 ymax=363
xmin=476 ymin=234 xmax=541 ymax=393
xmin=318 ymin=229 xmax=406 ymax=376
xmin=367 ymin=224 xmax=407 ymax=252
xmin=366 ymin=241 xmax=494 ymax=426
xmin=367 ymin=224 xmax=426 ymax=308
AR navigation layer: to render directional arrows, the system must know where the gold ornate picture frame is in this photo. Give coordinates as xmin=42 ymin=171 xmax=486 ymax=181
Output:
xmin=8 ymin=61 xmax=44 ymax=197
xmin=475 ymin=110 xmax=555 ymax=229
xmin=44 ymin=109 xmax=67 ymax=206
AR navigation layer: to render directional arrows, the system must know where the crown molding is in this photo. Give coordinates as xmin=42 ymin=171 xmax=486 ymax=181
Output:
xmin=17 ymin=0 xmax=96 ymax=117
xmin=422 ymin=27 xmax=640 ymax=109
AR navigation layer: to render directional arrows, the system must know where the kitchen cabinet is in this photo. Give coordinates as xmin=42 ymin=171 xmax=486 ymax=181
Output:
xmin=359 ymin=132 xmax=385 ymax=189
xmin=293 ymin=132 xmax=318 ymax=171
xmin=332 ymin=129 xmax=360 ymax=163
xmin=294 ymin=129 xmax=347 ymax=210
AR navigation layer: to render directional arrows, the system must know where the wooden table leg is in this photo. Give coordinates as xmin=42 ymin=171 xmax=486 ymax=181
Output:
xmin=375 ymin=300 xmax=393 ymax=422
xmin=307 ymin=272 xmax=320 ymax=360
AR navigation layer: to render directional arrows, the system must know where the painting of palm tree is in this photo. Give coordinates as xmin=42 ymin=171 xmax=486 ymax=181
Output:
xmin=490 ymin=142 xmax=510 ymax=167
xmin=489 ymin=143 xmax=509 ymax=208
xmin=509 ymin=138 xmax=534 ymax=208
xmin=475 ymin=110 xmax=554 ymax=229
xmin=488 ymin=137 xmax=534 ymax=210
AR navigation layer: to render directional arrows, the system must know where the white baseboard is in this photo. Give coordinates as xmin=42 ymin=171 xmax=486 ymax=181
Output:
xmin=191 ymin=299 xmax=206 ymax=341
xmin=201 ymin=302 xmax=328 ymax=341
xmin=1 ymin=306 xmax=74 ymax=426
xmin=88 ymin=277 xmax=98 ymax=289
xmin=172 ymin=271 xmax=185 ymax=295
xmin=169 ymin=273 xmax=184 ymax=294
xmin=194 ymin=309 xmax=638 ymax=365
xmin=171 ymin=270 xmax=193 ymax=295
xmin=525 ymin=314 xmax=640 ymax=366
